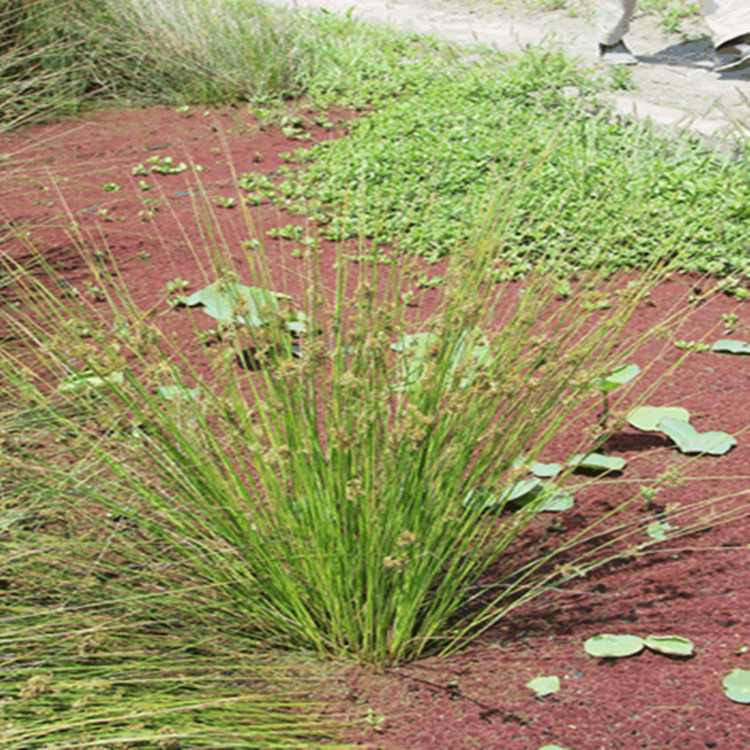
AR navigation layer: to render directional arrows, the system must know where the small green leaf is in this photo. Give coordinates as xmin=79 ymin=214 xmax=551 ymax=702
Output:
xmin=536 ymin=489 xmax=575 ymax=512
xmin=723 ymin=668 xmax=750 ymax=703
xmin=568 ymin=453 xmax=626 ymax=472
xmin=644 ymin=635 xmax=694 ymax=657
xmin=712 ymin=339 xmax=750 ymax=355
xmin=185 ymin=282 xmax=289 ymax=326
xmin=657 ymin=417 xmax=736 ymax=456
xmin=529 ymin=461 xmax=563 ymax=478
xmin=584 ymin=634 xmax=644 ymax=658
xmin=628 ymin=406 xmax=690 ymax=432
xmin=58 ymin=371 xmax=124 ymax=394
xmin=595 ymin=363 xmax=640 ymax=392
xmin=526 ymin=675 xmax=560 ymax=697
xmin=391 ymin=330 xmax=491 ymax=392
xmin=645 ymin=520 xmax=673 ymax=541
xmin=158 ymin=385 xmax=199 ymax=402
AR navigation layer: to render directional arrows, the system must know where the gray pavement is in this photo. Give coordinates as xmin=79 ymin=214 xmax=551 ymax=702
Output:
xmin=264 ymin=0 xmax=750 ymax=142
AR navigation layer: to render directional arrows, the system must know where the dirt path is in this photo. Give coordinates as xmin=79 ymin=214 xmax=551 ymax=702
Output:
xmin=269 ymin=0 xmax=750 ymax=142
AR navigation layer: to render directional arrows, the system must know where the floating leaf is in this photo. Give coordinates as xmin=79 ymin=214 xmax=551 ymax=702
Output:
xmin=584 ymin=634 xmax=644 ymax=658
xmin=644 ymin=635 xmax=694 ymax=657
xmin=712 ymin=339 xmax=750 ymax=355
xmin=158 ymin=385 xmax=199 ymax=402
xmin=464 ymin=479 xmax=540 ymax=512
xmin=645 ymin=520 xmax=673 ymax=541
xmin=568 ymin=453 xmax=626 ymax=472
xmin=657 ymin=417 xmax=736 ymax=456
xmin=723 ymin=668 xmax=750 ymax=703
xmin=58 ymin=371 xmax=124 ymax=394
xmin=628 ymin=406 xmax=690 ymax=432
xmin=391 ymin=330 xmax=491 ymax=392
xmin=526 ymin=675 xmax=560 ymax=697
xmin=185 ymin=282 xmax=288 ymax=326
xmin=535 ymin=489 xmax=575 ymax=512
xmin=529 ymin=461 xmax=563 ymax=478
xmin=595 ymin=363 xmax=640 ymax=392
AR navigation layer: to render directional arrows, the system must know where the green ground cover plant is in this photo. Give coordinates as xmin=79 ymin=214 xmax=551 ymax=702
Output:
xmin=257 ymin=49 xmax=750 ymax=279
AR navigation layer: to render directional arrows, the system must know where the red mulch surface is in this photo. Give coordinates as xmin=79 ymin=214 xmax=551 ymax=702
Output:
xmin=1 ymin=106 xmax=748 ymax=750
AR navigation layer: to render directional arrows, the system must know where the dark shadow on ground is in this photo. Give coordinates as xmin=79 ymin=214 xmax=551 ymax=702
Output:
xmin=637 ymin=36 xmax=715 ymax=70
xmin=638 ymin=36 xmax=750 ymax=79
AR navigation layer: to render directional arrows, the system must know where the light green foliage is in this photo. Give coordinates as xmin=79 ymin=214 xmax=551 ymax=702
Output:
xmin=628 ymin=405 xmax=690 ymax=431
xmin=586 ymin=633 xmax=695 ymax=659
xmin=584 ymin=634 xmax=645 ymax=658
xmin=608 ymin=65 xmax=634 ymax=91
xmin=646 ymin=520 xmax=674 ymax=540
xmin=185 ymin=281 xmax=288 ymax=326
xmin=254 ymin=51 xmax=750 ymax=277
xmin=567 ymin=453 xmax=626 ymax=472
xmin=526 ymin=675 xmax=561 ymax=697
xmin=712 ymin=339 xmax=750 ymax=354
xmin=391 ymin=330 xmax=491 ymax=392
xmin=644 ymin=635 xmax=694 ymax=656
xmin=57 ymin=370 xmax=124 ymax=394
xmin=723 ymin=668 xmax=750 ymax=703
xmin=595 ymin=363 xmax=640 ymax=392
xmin=657 ymin=416 xmax=736 ymax=455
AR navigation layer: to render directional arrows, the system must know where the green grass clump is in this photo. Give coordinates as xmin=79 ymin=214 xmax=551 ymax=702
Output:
xmin=0 ymin=195 xmax=694 ymax=667
xmin=0 ymin=0 xmax=454 ymax=131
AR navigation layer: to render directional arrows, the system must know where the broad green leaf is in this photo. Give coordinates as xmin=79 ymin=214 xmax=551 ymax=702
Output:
xmin=464 ymin=479 xmax=541 ymax=511
xmin=185 ymin=282 xmax=288 ymax=325
xmin=644 ymin=635 xmax=694 ymax=657
xmin=584 ymin=634 xmax=644 ymax=658
xmin=529 ymin=461 xmax=563 ymax=478
xmin=595 ymin=363 xmax=640 ymax=392
xmin=657 ymin=417 xmax=736 ymax=456
xmin=645 ymin=520 xmax=673 ymax=541
xmin=58 ymin=371 xmax=124 ymax=394
xmin=568 ymin=453 xmax=626 ymax=472
xmin=391 ymin=329 xmax=491 ymax=392
xmin=628 ymin=406 xmax=690 ymax=432
xmin=712 ymin=339 xmax=750 ymax=355
xmin=723 ymin=668 xmax=750 ymax=703
xmin=537 ymin=490 xmax=575 ymax=512
xmin=472 ymin=482 xmax=574 ymax=513
xmin=526 ymin=675 xmax=560 ymax=697
xmin=503 ymin=479 xmax=542 ymax=504
xmin=158 ymin=385 xmax=199 ymax=402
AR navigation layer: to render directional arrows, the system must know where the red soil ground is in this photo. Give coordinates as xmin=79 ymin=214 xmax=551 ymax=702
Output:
xmin=1 ymin=106 xmax=748 ymax=750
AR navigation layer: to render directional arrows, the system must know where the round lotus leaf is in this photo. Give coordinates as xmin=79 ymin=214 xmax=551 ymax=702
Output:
xmin=712 ymin=339 xmax=750 ymax=355
xmin=628 ymin=406 xmax=690 ymax=432
xmin=526 ymin=675 xmax=560 ymax=697
xmin=723 ymin=668 xmax=750 ymax=704
xmin=644 ymin=635 xmax=694 ymax=657
xmin=568 ymin=453 xmax=626 ymax=472
xmin=584 ymin=634 xmax=644 ymax=658
xmin=529 ymin=461 xmax=563 ymax=478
